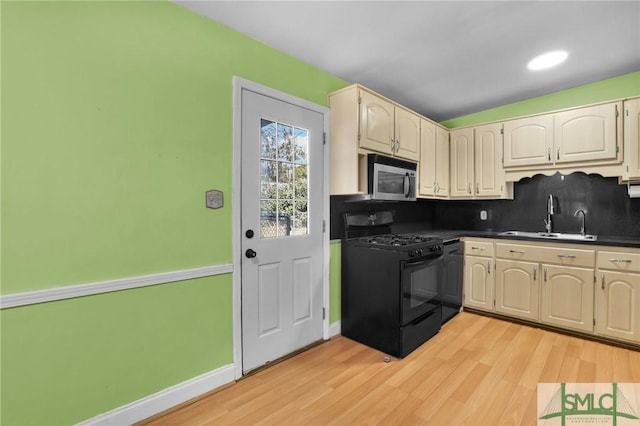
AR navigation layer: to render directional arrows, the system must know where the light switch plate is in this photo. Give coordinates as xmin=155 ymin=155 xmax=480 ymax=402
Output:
xmin=206 ymin=190 xmax=223 ymax=209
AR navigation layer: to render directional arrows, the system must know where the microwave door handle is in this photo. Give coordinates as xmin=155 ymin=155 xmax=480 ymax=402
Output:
xmin=404 ymin=173 xmax=410 ymax=198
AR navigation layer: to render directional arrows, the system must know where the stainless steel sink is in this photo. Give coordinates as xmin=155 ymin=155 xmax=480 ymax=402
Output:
xmin=498 ymin=230 xmax=597 ymax=241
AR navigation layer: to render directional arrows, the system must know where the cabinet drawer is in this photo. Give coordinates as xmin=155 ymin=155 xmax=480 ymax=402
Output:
xmin=597 ymin=251 xmax=640 ymax=273
xmin=465 ymin=240 xmax=494 ymax=257
xmin=496 ymin=243 xmax=595 ymax=267
xmin=496 ymin=243 xmax=539 ymax=262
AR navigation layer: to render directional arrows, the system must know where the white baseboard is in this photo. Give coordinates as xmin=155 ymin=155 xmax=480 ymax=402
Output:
xmin=329 ymin=320 xmax=341 ymax=338
xmin=77 ymin=364 xmax=235 ymax=426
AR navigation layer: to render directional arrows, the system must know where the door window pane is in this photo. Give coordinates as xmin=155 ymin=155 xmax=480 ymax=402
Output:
xmin=261 ymin=120 xmax=277 ymax=159
xmin=260 ymin=119 xmax=309 ymax=238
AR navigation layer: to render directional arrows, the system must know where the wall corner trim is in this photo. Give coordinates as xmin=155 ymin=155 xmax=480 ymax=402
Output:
xmin=76 ymin=364 xmax=235 ymax=425
xmin=0 ymin=263 xmax=233 ymax=309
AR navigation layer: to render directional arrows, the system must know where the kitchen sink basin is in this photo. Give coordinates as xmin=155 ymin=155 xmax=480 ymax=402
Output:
xmin=498 ymin=230 xmax=597 ymax=241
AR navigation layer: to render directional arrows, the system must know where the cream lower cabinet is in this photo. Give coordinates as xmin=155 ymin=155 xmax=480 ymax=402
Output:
xmin=464 ymin=255 xmax=494 ymax=311
xmin=467 ymin=239 xmax=639 ymax=347
xmin=463 ymin=239 xmax=495 ymax=312
xmin=495 ymin=259 xmax=539 ymax=321
xmin=495 ymin=241 xmax=595 ymax=333
xmin=595 ymin=249 xmax=640 ymax=344
xmin=540 ymin=264 xmax=594 ymax=333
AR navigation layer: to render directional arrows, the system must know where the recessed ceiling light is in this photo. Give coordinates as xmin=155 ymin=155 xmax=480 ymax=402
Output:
xmin=527 ymin=50 xmax=568 ymax=71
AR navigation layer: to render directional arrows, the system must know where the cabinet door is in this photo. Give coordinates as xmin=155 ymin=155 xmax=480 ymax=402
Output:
xmin=395 ymin=108 xmax=420 ymax=161
xmin=418 ymin=119 xmax=437 ymax=196
xmin=449 ymin=128 xmax=474 ymax=198
xmin=463 ymin=255 xmax=494 ymax=311
xmin=495 ymin=260 xmax=539 ymax=321
xmin=474 ymin=123 xmax=504 ymax=197
xmin=624 ymin=98 xmax=640 ymax=180
xmin=435 ymin=127 xmax=450 ymax=196
xmin=503 ymin=115 xmax=553 ymax=167
xmin=359 ymin=90 xmax=394 ymax=155
xmin=540 ymin=264 xmax=594 ymax=332
xmin=595 ymin=271 xmax=640 ymax=344
xmin=554 ymin=102 xmax=621 ymax=164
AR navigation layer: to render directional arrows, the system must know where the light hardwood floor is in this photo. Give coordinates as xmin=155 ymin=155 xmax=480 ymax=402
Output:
xmin=142 ymin=312 xmax=640 ymax=425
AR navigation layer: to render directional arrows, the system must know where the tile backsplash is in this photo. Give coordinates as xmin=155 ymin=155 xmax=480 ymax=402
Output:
xmin=435 ymin=173 xmax=640 ymax=238
xmin=331 ymin=173 xmax=640 ymax=239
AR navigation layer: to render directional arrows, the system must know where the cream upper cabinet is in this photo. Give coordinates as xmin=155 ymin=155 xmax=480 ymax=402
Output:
xmin=359 ymin=89 xmax=420 ymax=162
xmin=554 ymin=102 xmax=622 ymax=164
xmin=495 ymin=259 xmax=539 ymax=321
xmin=540 ymin=264 xmax=594 ymax=333
xmin=474 ymin=123 xmax=505 ymax=197
xmin=449 ymin=128 xmax=474 ymax=198
xmin=503 ymin=114 xmax=554 ymax=167
xmin=359 ymin=89 xmax=395 ymax=155
xmin=328 ymin=84 xmax=426 ymax=195
xmin=394 ymin=107 xmax=421 ymax=162
xmin=418 ymin=120 xmax=449 ymax=198
xmin=595 ymin=248 xmax=640 ymax=344
xmin=623 ymin=98 xmax=640 ymax=181
xmin=435 ymin=127 xmax=450 ymax=196
xmin=450 ymin=125 xmax=510 ymax=199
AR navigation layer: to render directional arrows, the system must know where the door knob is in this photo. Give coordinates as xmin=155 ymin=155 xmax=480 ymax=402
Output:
xmin=245 ymin=249 xmax=257 ymax=259
xmin=245 ymin=229 xmax=254 ymax=239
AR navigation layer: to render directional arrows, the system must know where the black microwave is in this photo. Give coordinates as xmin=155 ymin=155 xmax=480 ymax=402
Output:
xmin=367 ymin=154 xmax=417 ymax=201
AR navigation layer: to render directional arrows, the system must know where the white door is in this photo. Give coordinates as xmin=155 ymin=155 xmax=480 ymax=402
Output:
xmin=240 ymin=88 xmax=325 ymax=374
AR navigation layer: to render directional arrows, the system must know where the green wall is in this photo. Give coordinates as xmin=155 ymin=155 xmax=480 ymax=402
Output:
xmin=441 ymin=70 xmax=640 ymax=128
xmin=1 ymin=1 xmax=348 ymax=424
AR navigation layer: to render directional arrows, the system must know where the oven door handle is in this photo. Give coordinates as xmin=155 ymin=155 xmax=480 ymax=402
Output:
xmin=404 ymin=173 xmax=410 ymax=198
xmin=404 ymin=255 xmax=443 ymax=267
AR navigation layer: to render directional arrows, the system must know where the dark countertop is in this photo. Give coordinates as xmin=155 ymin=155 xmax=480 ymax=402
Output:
xmin=416 ymin=229 xmax=640 ymax=248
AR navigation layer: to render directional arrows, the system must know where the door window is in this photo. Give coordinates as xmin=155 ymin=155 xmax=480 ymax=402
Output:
xmin=260 ymin=119 xmax=309 ymax=238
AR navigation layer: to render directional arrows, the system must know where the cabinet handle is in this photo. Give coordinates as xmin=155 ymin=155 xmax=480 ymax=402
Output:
xmin=471 ymin=246 xmax=485 ymax=251
xmin=509 ymin=249 xmax=525 ymax=254
xmin=533 ymin=267 xmax=537 ymax=280
xmin=556 ymin=147 xmax=560 ymax=161
xmin=557 ymin=254 xmax=576 ymax=259
xmin=610 ymin=258 xmax=632 ymax=263
xmin=547 ymin=148 xmax=551 ymax=161
xmin=390 ymin=138 xmax=395 ymax=152
xmin=544 ymin=268 xmax=547 ymax=282
xmin=467 ymin=183 xmax=471 ymax=194
xmin=476 ymin=182 xmax=480 ymax=194
xmin=488 ymin=260 xmax=491 ymax=274
xmin=601 ymin=273 xmax=605 ymax=290
xmin=395 ymin=139 xmax=400 ymax=153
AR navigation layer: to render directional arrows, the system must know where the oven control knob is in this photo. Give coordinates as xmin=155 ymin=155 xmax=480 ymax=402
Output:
xmin=409 ymin=249 xmax=417 ymax=257
xmin=417 ymin=249 xmax=423 ymax=256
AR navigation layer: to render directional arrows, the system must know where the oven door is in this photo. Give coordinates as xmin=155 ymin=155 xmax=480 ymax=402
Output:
xmin=401 ymin=254 xmax=443 ymax=325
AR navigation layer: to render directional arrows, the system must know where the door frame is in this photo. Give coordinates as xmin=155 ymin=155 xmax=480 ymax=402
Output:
xmin=232 ymin=77 xmax=330 ymax=379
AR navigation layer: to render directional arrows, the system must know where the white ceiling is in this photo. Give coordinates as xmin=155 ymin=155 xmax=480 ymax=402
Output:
xmin=175 ymin=1 xmax=640 ymax=122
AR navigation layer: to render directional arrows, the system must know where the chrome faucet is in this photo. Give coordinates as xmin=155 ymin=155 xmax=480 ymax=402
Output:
xmin=544 ymin=194 xmax=554 ymax=233
xmin=574 ymin=209 xmax=586 ymax=235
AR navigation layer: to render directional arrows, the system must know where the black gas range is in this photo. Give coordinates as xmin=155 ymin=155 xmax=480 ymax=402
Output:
xmin=341 ymin=211 xmax=444 ymax=358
